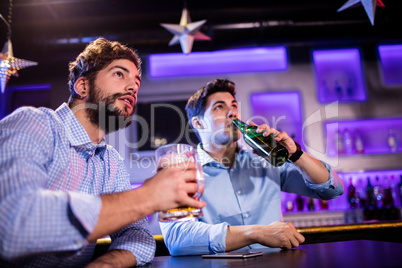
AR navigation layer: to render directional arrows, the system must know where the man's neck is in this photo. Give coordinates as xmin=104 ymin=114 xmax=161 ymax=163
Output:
xmin=69 ymin=102 xmax=105 ymax=144
xmin=202 ymin=142 xmax=238 ymax=167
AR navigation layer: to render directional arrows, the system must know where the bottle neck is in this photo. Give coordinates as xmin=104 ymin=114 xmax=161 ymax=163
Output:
xmin=232 ymin=118 xmax=248 ymax=133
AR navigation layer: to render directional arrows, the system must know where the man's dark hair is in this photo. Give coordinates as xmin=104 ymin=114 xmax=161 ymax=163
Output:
xmin=67 ymin=37 xmax=142 ymax=103
xmin=185 ymin=79 xmax=236 ymax=140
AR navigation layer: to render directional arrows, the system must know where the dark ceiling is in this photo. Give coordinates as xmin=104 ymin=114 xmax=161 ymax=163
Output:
xmin=1 ymin=0 xmax=401 ymax=71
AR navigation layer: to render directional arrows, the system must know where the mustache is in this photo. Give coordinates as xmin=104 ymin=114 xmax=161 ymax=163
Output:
xmin=108 ymin=92 xmax=135 ymax=102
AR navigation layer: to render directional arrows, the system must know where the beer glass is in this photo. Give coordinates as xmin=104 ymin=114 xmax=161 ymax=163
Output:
xmin=155 ymin=143 xmax=205 ymax=222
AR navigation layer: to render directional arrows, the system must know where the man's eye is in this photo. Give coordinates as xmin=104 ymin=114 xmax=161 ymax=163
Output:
xmin=114 ymin=71 xmax=123 ymax=77
xmin=215 ymin=105 xmax=223 ymax=110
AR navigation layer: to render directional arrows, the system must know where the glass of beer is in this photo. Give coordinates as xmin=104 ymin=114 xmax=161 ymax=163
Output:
xmin=155 ymin=143 xmax=205 ymax=222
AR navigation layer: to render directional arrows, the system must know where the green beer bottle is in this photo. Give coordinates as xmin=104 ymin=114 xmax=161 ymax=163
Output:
xmin=232 ymin=119 xmax=289 ymax=167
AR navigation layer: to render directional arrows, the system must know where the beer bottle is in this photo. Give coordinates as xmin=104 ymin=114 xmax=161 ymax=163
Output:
xmin=232 ymin=119 xmax=289 ymax=167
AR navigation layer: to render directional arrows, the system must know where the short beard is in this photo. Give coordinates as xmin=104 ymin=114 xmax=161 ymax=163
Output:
xmin=212 ymin=127 xmax=240 ymax=148
xmin=86 ymin=82 xmax=135 ymax=134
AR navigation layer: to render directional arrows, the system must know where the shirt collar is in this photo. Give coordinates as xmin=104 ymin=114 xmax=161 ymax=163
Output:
xmin=55 ymin=103 xmax=107 ymax=159
xmin=196 ymin=143 xmax=247 ymax=169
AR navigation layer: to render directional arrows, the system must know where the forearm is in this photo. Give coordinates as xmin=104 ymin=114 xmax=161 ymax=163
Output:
xmin=225 ymin=225 xmax=256 ymax=252
xmin=87 ymin=187 xmax=154 ymax=242
xmin=227 ymin=222 xmax=305 ymax=250
xmin=86 ymin=249 xmax=136 ymax=268
xmin=293 ymin=153 xmax=329 ymax=184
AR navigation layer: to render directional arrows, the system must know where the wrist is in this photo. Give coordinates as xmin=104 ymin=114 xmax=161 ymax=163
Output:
xmin=246 ymin=225 xmax=261 ymax=244
xmin=131 ymin=186 xmax=157 ymax=216
xmin=289 ymin=142 xmax=303 ymax=163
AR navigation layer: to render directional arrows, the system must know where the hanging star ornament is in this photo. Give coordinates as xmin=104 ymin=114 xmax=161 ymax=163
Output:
xmin=160 ymin=8 xmax=211 ymax=54
xmin=0 ymin=58 xmax=9 ymax=94
xmin=337 ymin=0 xmax=385 ymax=26
xmin=0 ymin=39 xmax=38 ymax=93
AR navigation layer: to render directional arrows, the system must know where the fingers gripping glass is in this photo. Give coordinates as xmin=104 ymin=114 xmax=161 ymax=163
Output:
xmin=155 ymin=144 xmax=205 ymax=222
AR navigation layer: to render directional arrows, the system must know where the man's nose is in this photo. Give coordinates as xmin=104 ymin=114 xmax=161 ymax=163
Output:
xmin=228 ymin=108 xmax=238 ymax=119
xmin=126 ymin=81 xmax=139 ymax=94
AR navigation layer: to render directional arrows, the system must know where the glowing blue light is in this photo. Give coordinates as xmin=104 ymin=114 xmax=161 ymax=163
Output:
xmin=149 ymin=47 xmax=288 ymax=77
xmin=378 ymin=44 xmax=402 ymax=86
xmin=81 ymin=37 xmax=98 ymax=43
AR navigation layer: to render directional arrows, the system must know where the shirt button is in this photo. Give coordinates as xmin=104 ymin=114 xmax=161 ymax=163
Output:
xmin=237 ymin=190 xmax=242 ymax=194
xmin=244 ymin=213 xmax=249 ymax=218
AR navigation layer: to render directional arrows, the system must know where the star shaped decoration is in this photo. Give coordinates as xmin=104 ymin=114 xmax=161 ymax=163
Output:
xmin=0 ymin=39 xmax=38 ymax=93
xmin=160 ymin=8 xmax=211 ymax=54
xmin=0 ymin=59 xmax=9 ymax=94
xmin=337 ymin=0 xmax=385 ymax=26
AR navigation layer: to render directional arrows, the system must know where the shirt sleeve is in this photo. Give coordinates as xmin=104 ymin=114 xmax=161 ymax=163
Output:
xmin=280 ymin=160 xmax=344 ymax=200
xmin=105 ymin=153 xmax=156 ymax=266
xmin=0 ymin=108 xmax=98 ymax=260
xmin=160 ymin=221 xmax=229 ymax=256
xmin=108 ymin=218 xmax=156 ymax=266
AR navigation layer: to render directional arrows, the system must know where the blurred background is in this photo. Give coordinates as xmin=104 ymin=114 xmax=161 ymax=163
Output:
xmin=1 ymin=0 xmax=402 ymax=232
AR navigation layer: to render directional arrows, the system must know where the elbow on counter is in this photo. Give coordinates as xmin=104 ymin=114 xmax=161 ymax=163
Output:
xmin=0 ymin=231 xmax=29 ymax=261
xmin=163 ymin=234 xmax=185 ymax=256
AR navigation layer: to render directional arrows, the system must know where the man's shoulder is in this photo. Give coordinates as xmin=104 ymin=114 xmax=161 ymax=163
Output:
xmin=1 ymin=106 xmax=59 ymax=127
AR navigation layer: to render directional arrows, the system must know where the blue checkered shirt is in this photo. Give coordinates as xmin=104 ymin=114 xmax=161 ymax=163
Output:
xmin=0 ymin=103 xmax=155 ymax=267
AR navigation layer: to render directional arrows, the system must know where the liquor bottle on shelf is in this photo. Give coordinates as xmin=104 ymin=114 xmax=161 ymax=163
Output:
xmin=387 ymin=127 xmax=398 ymax=152
xmin=232 ymin=119 xmax=289 ymax=167
xmin=319 ymin=199 xmax=328 ymax=210
xmin=334 ymin=80 xmax=343 ymax=99
xmin=366 ymin=176 xmax=375 ymax=207
xmin=347 ymin=178 xmax=358 ymax=209
xmin=399 ymin=175 xmax=402 ymax=207
xmin=343 ymin=128 xmax=353 ymax=155
xmin=285 ymin=200 xmax=294 ymax=212
xmin=389 ymin=175 xmax=399 ymax=207
xmin=357 ymin=178 xmax=367 ymax=208
xmin=373 ymin=176 xmax=383 ymax=209
xmin=307 ymin=197 xmax=315 ymax=211
xmin=354 ymin=129 xmax=364 ymax=154
xmin=363 ymin=176 xmax=375 ymax=221
xmin=336 ymin=129 xmax=344 ymax=155
xmin=382 ymin=177 xmax=393 ymax=208
xmin=283 ymin=194 xmax=294 ymax=212
xmin=295 ymin=195 xmax=304 ymax=211
xmin=380 ymin=176 xmax=401 ymax=220
xmin=346 ymin=78 xmax=354 ymax=98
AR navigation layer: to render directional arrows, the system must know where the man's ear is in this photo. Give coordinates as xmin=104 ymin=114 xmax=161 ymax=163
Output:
xmin=74 ymin=77 xmax=89 ymax=99
xmin=191 ymin=116 xmax=205 ymax=129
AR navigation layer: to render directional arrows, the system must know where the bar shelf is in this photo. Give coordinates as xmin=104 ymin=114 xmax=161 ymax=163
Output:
xmin=378 ymin=44 xmax=402 ymax=87
xmin=312 ymin=48 xmax=367 ymax=103
xmin=324 ymin=118 xmax=402 ymax=156
xmin=250 ymin=91 xmax=304 ymax=149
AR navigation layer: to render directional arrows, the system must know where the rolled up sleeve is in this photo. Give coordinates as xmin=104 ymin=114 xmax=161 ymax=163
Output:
xmin=160 ymin=221 xmax=229 ymax=256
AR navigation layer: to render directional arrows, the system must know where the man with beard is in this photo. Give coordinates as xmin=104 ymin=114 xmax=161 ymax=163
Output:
xmin=0 ymin=38 xmax=205 ymax=267
xmin=160 ymin=79 xmax=344 ymax=255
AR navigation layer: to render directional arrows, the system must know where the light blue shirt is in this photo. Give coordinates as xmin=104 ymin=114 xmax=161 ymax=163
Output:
xmin=0 ymin=103 xmax=155 ymax=267
xmin=161 ymin=144 xmax=344 ymax=256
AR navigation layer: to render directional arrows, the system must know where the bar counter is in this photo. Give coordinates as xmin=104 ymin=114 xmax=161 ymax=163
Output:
xmin=146 ymin=240 xmax=402 ymax=268
xmin=95 ymin=220 xmax=402 ymax=267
